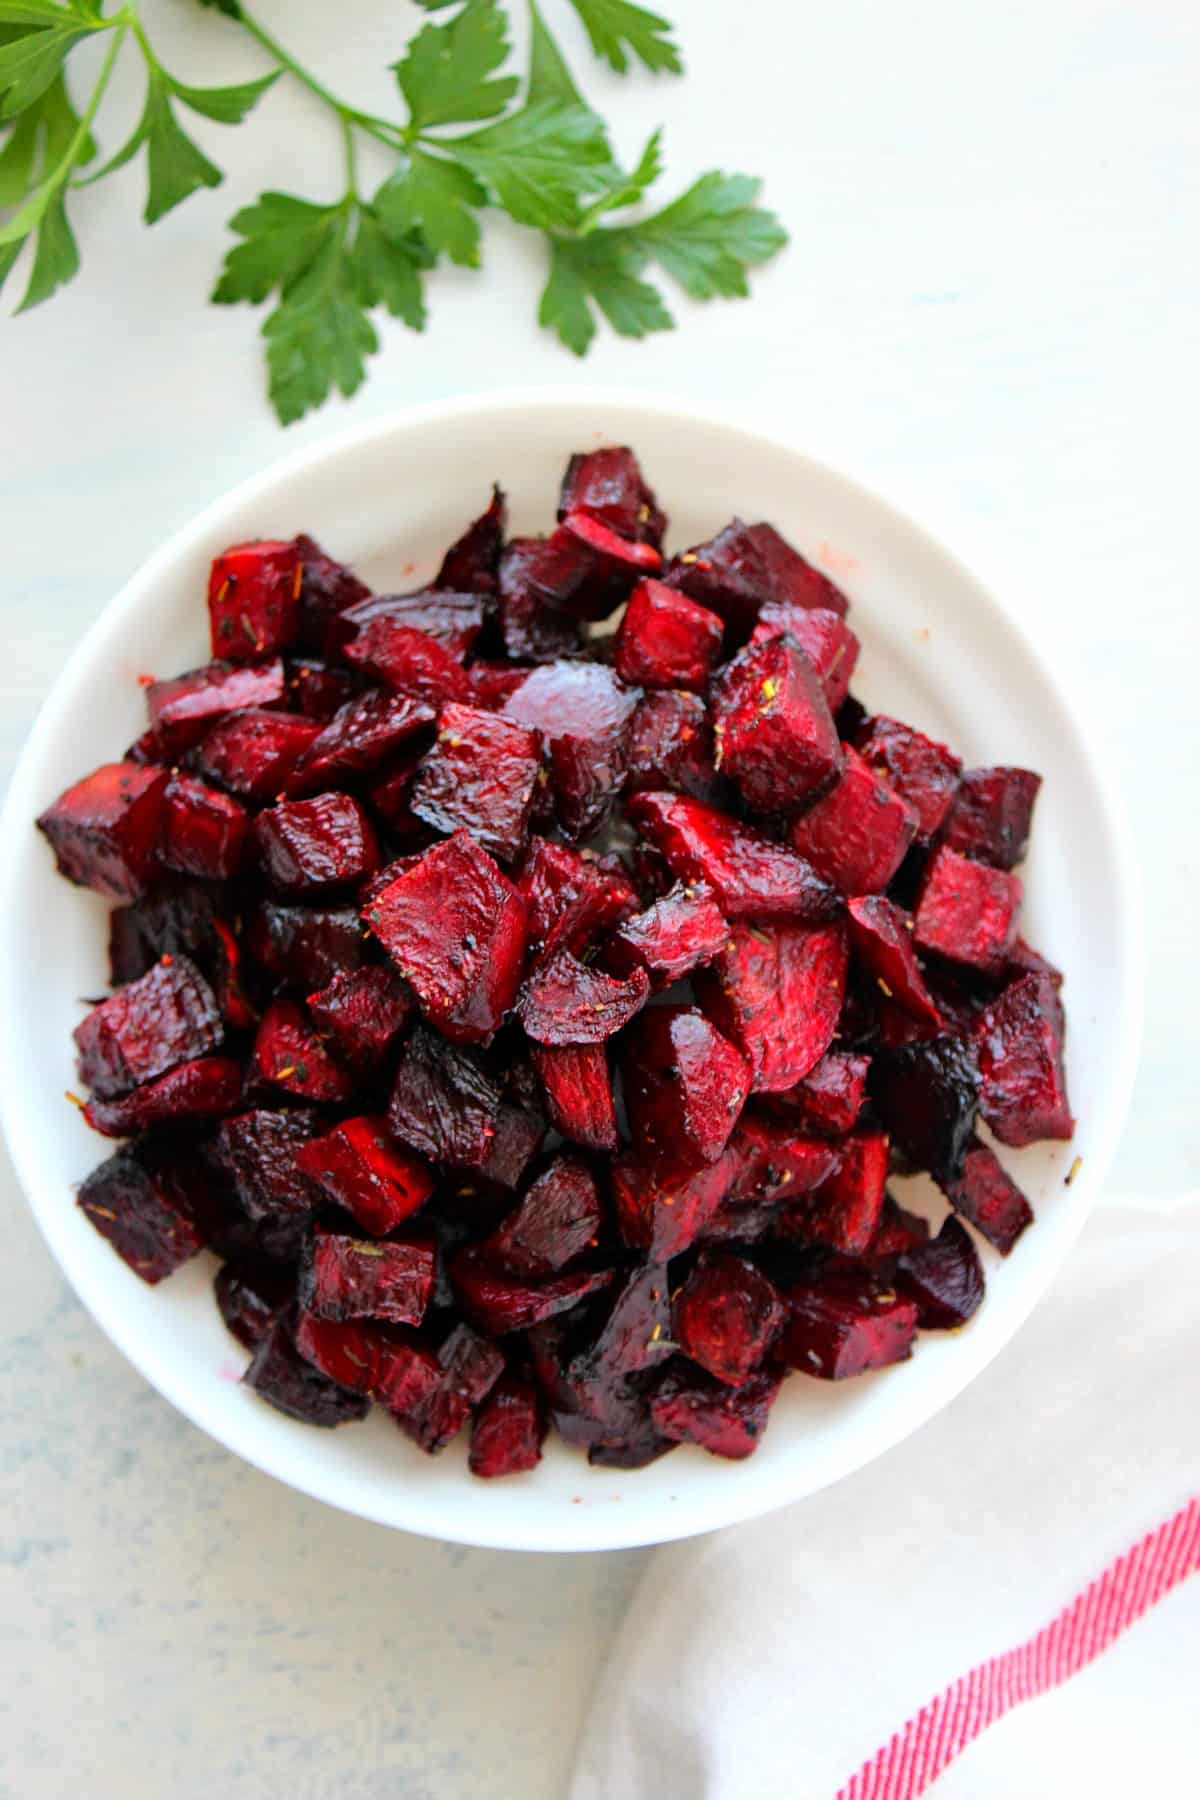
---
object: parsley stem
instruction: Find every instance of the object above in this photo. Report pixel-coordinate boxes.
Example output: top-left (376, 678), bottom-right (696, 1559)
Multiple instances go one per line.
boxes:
top-left (67, 21), bottom-right (128, 171)
top-left (233, 7), bottom-right (408, 152)
top-left (341, 114), bottom-right (359, 203)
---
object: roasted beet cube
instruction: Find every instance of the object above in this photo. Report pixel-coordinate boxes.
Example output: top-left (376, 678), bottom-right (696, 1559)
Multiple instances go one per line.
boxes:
top-left (805, 1130), bottom-right (889, 1253)
top-left (788, 746), bottom-right (918, 895)
top-left (147, 656), bottom-right (286, 753)
top-left (437, 484), bottom-right (506, 595)
top-left (621, 1005), bottom-right (752, 1175)
top-left (215, 1257), bottom-right (294, 1349)
top-left (975, 972), bottom-right (1074, 1147)
top-left (396, 1323), bottom-right (506, 1453)
top-left (496, 538), bottom-right (585, 660)
top-left (529, 1043), bottom-right (618, 1151)
top-left (711, 635), bottom-right (841, 811)
top-left (467, 660), bottom-right (529, 712)
top-left (77, 1139), bottom-right (210, 1283)
top-left (305, 966), bottom-right (411, 1070)
top-left (503, 661), bottom-right (640, 838)
top-left (245, 1310), bottom-right (371, 1426)
top-left (870, 1034), bottom-right (981, 1184)
top-left (293, 533), bottom-right (372, 655)
top-left (941, 766), bottom-right (1041, 870)
top-left (913, 845), bottom-right (1021, 974)
top-left (251, 998), bottom-right (354, 1103)
top-left (518, 838), bottom-right (638, 965)
top-left (450, 1248), bottom-right (614, 1335)
top-left (613, 579), bottom-right (724, 692)
top-left (478, 1087), bottom-right (547, 1192)
top-left (296, 1115), bottom-right (434, 1233)
top-left (284, 656), bottom-right (367, 721)
top-left (208, 539), bottom-right (300, 660)
top-left (778, 1269), bottom-right (919, 1378)
top-left (560, 508), bottom-right (663, 577)
top-left (293, 1312), bottom-right (441, 1412)
top-left (159, 773), bottom-right (249, 881)
top-left (479, 1155), bottom-right (602, 1277)
top-left (940, 1135), bottom-right (1033, 1254)
top-left (558, 446), bottom-right (666, 545)
top-left (611, 1148), bottom-right (737, 1259)
top-left (410, 703), bottom-right (541, 863)
top-left (244, 899), bottom-right (365, 989)
top-left (650, 1362), bottom-right (782, 1458)
top-left (764, 1050), bottom-right (870, 1136)
top-left (253, 792), bottom-right (380, 897)
top-left (108, 882), bottom-right (215, 984)
top-left (74, 955), bottom-right (223, 1099)
top-left (212, 1107), bottom-right (324, 1222)
top-left (751, 605), bottom-right (859, 712)
top-left (856, 715), bottom-right (962, 840)
top-left (299, 1224), bottom-right (435, 1326)
top-left (566, 1262), bottom-right (674, 1389)
top-left (341, 588), bottom-right (486, 657)
top-left (896, 1215), bottom-right (984, 1328)
top-left (869, 1194), bottom-right (932, 1258)
top-left (83, 1055), bottom-right (243, 1137)
top-left (624, 691), bottom-right (726, 804)
top-left (193, 709), bottom-right (322, 802)
top-left (674, 1252), bottom-right (785, 1385)
top-left (286, 689), bottom-right (435, 795)
top-left (628, 791), bottom-right (839, 923)
top-left (388, 1027), bottom-right (506, 1169)
top-left (366, 833), bottom-right (527, 1044)
top-left (603, 881), bottom-right (728, 989)
top-left (469, 1374), bottom-right (546, 1477)
top-left (517, 949), bottom-right (648, 1046)
top-left (726, 1113), bottom-right (840, 1203)
top-left (343, 619), bottom-right (466, 707)
top-left (38, 761), bottom-right (168, 900)
top-left (1006, 936), bottom-right (1064, 988)
top-left (847, 895), bottom-right (942, 1027)
top-left (365, 752), bottom-right (427, 835)
top-left (697, 919), bottom-right (848, 1092)
top-left (668, 518), bottom-right (849, 636)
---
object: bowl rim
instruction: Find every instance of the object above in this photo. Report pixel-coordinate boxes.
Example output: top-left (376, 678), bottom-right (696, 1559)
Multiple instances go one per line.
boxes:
top-left (0, 385), bottom-right (1144, 1552)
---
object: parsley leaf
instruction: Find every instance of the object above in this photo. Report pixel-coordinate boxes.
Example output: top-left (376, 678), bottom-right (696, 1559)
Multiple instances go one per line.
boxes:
top-left (446, 99), bottom-right (612, 231)
top-left (395, 0), bottom-right (518, 131)
top-left (14, 179), bottom-right (76, 309)
top-left (625, 171), bottom-right (787, 298)
top-left (212, 191), bottom-right (340, 306)
top-left (165, 68), bottom-right (279, 126)
top-left (576, 125), bottom-right (661, 224)
top-left (263, 229), bottom-right (377, 425)
top-left (527, 0), bottom-right (585, 108)
top-left (376, 149), bottom-right (486, 268)
top-left (539, 231), bottom-right (671, 355)
top-left (0, 9), bottom-right (89, 120)
top-left (350, 208), bottom-right (428, 330)
top-left (566, 0), bottom-right (681, 76)
top-left (82, 68), bottom-right (223, 223)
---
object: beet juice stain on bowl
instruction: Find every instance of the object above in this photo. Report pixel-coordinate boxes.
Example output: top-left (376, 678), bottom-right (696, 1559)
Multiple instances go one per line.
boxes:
top-left (34, 440), bottom-right (1077, 1483)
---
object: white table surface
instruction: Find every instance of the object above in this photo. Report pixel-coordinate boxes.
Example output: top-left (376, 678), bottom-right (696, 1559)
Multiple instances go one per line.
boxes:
top-left (1, 2), bottom-right (1196, 1794)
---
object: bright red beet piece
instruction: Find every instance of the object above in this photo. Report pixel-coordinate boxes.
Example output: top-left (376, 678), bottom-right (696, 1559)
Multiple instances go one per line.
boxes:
top-left (896, 1215), bottom-right (985, 1328)
top-left (726, 1113), bottom-right (840, 1202)
top-left (517, 949), bottom-right (649, 1046)
top-left (479, 1155), bottom-right (602, 1277)
top-left (254, 792), bottom-right (380, 897)
top-left (83, 1055), bottom-right (243, 1137)
top-left (870, 1035), bottom-right (981, 1185)
top-left (410, 702), bottom-right (541, 863)
top-left (292, 533), bottom-right (371, 654)
top-left (503, 661), bottom-right (640, 838)
top-left (624, 690), bottom-right (727, 804)
top-left (604, 881), bottom-right (728, 989)
top-left (366, 832), bottom-right (527, 1044)
top-left (940, 1135), bottom-right (1033, 1254)
top-left (365, 752), bottom-right (426, 832)
top-left (975, 972), bottom-right (1074, 1147)
top-left (437, 484), bottom-right (506, 595)
top-left (614, 579), bottom-right (724, 691)
top-left (344, 619), bottom-right (467, 706)
top-left (621, 1005), bottom-right (752, 1176)
top-left (778, 1269), bottom-right (919, 1378)
top-left (856, 715), bottom-right (962, 840)
top-left (251, 998), bottom-right (354, 1103)
top-left (750, 605), bottom-right (860, 711)
top-left (941, 766), bottom-right (1041, 870)
top-left (558, 446), bottom-right (666, 545)
top-left (295, 1115), bottom-right (433, 1233)
top-left (628, 791), bottom-right (840, 923)
top-left (529, 1043), bottom-right (618, 1151)
top-left (74, 954), bottom-right (222, 1099)
top-left (846, 895), bottom-right (942, 1027)
top-left (244, 899), bottom-right (365, 989)
top-left (612, 1149), bottom-right (737, 1258)
top-left (299, 1224), bottom-right (435, 1325)
top-left (496, 538), bottom-right (586, 659)
top-left (212, 1107), bottom-right (324, 1221)
top-left (159, 773), bottom-right (248, 881)
top-left (340, 588), bottom-right (486, 657)
top-left (518, 838), bottom-right (638, 965)
top-left (246, 1310), bottom-right (371, 1426)
top-left (651, 1363), bottom-right (782, 1458)
top-left (215, 1258), bottom-right (293, 1350)
top-left (77, 1139), bottom-right (211, 1283)
top-left (286, 689), bottom-right (434, 795)
top-left (396, 1323), bottom-right (506, 1453)
top-left (764, 1050), bottom-right (870, 1136)
top-left (147, 656), bottom-right (286, 752)
top-left (469, 1374), bottom-right (546, 1477)
top-left (805, 1129), bottom-right (889, 1253)
top-left (697, 919), bottom-right (848, 1092)
top-left (667, 518), bottom-right (849, 638)
top-left (913, 844), bottom-right (1021, 974)
top-left (674, 1252), bottom-right (786, 1385)
top-left (869, 1194), bottom-right (932, 1258)
top-left (388, 1026), bottom-right (507, 1169)
top-left (305, 966), bottom-right (411, 1070)
top-left (712, 635), bottom-right (841, 811)
top-left (468, 660), bottom-right (529, 711)
top-left (450, 1248), bottom-right (614, 1335)
top-left (560, 508), bottom-right (663, 577)
top-left (208, 539), bottom-right (300, 660)
top-left (37, 761), bottom-right (168, 900)
top-left (789, 746), bottom-right (918, 895)
top-left (193, 708), bottom-right (322, 801)
top-left (294, 1312), bottom-right (441, 1412)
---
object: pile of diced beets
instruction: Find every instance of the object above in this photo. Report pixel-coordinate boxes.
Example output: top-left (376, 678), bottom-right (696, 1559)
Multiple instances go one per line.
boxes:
top-left (37, 446), bottom-right (1073, 1477)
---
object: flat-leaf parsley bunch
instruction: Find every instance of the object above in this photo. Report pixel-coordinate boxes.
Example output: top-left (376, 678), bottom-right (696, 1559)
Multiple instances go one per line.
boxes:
top-left (0, 0), bottom-right (787, 423)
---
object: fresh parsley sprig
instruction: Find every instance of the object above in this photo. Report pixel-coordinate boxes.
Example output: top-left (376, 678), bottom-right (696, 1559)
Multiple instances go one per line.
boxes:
top-left (0, 0), bottom-right (788, 425)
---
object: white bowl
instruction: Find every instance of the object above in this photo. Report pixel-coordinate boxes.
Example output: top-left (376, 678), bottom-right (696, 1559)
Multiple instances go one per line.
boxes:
top-left (0, 389), bottom-right (1142, 1553)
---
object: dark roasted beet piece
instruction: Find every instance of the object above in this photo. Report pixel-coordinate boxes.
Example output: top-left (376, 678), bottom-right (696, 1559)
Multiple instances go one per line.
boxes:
top-left (614, 579), bottom-right (723, 692)
top-left (343, 619), bottom-right (467, 707)
top-left (496, 538), bottom-right (585, 660)
top-left (450, 1248), bottom-right (614, 1334)
top-left (517, 949), bottom-right (649, 1046)
top-left (284, 656), bottom-right (367, 721)
top-left (896, 1215), bottom-right (985, 1328)
top-left (215, 1257), bottom-right (294, 1349)
top-left (244, 899), bottom-right (366, 989)
top-left (560, 508), bottom-right (663, 582)
top-left (778, 1268), bottom-right (919, 1378)
top-left (148, 657), bottom-right (286, 753)
top-left (469, 1374), bottom-right (546, 1477)
top-left (341, 588), bottom-right (486, 657)
top-left (628, 791), bottom-right (840, 923)
top-left (388, 1026), bottom-right (505, 1169)
top-left (77, 1138), bottom-right (211, 1283)
top-left (667, 518), bottom-right (848, 639)
top-left (940, 766), bottom-right (1041, 870)
top-left (611, 1148), bottom-right (737, 1258)
top-left (518, 838), bottom-right (638, 965)
top-left (253, 792), bottom-right (380, 898)
top-left (650, 1362), bottom-right (782, 1458)
top-left (870, 1034), bottom-right (981, 1185)
top-left (847, 895), bottom-right (942, 1027)
top-left (366, 832), bottom-right (527, 1045)
top-left (467, 660), bottom-right (529, 711)
top-left (804, 1130), bottom-right (889, 1253)
top-left (410, 702), bottom-right (541, 863)
top-left (208, 539), bottom-right (300, 660)
top-left (437, 484), bottom-right (506, 595)
top-left (74, 955), bottom-right (223, 1099)
top-left (396, 1323), bottom-right (506, 1453)
top-left (529, 1043), bottom-right (618, 1151)
top-left (567, 1262), bottom-right (673, 1386)
top-left (764, 1050), bottom-right (870, 1137)
top-left (503, 661), bottom-right (640, 837)
top-left (299, 1224), bottom-right (435, 1325)
top-left (251, 998), bottom-right (354, 1103)
top-left (856, 715), bottom-right (962, 840)
top-left (245, 1309), bottom-right (371, 1426)
top-left (975, 972), bottom-right (1073, 1147)
top-left (725, 1113), bottom-right (840, 1203)
top-left (711, 635), bottom-right (842, 811)
top-left (697, 919), bottom-right (848, 1092)
top-left (622, 1005), bottom-right (752, 1176)
top-left (159, 773), bottom-right (248, 881)
top-left (365, 752), bottom-right (427, 835)
top-left (193, 709), bottom-right (322, 801)
top-left (913, 845), bottom-right (1021, 975)
top-left (296, 1115), bottom-right (434, 1233)
top-left (292, 534), bottom-right (372, 655)
top-left (479, 1155), bottom-right (602, 1277)
top-left (286, 689), bottom-right (435, 795)
top-left (558, 446), bottom-right (666, 545)
top-left (38, 762), bottom-right (168, 900)
top-left (623, 690), bottom-right (727, 804)
top-left (305, 966), bottom-right (411, 1070)
top-left (603, 881), bottom-right (728, 989)
top-left (750, 605), bottom-right (859, 712)
top-left (788, 746), bottom-right (918, 896)
top-left (939, 1135), bottom-right (1033, 1254)
top-left (1006, 936), bottom-right (1064, 988)
top-left (293, 1312), bottom-right (441, 1412)
top-left (83, 1055), bottom-right (243, 1137)
top-left (674, 1251), bottom-right (785, 1385)
top-left (212, 1107), bottom-right (323, 1222)
top-left (869, 1194), bottom-right (932, 1258)
top-left (478, 1099), bottom-right (546, 1192)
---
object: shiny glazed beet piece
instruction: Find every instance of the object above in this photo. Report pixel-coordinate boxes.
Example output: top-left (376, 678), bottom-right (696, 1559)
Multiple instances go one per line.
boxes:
top-left (293, 1312), bottom-right (441, 1412)
top-left (388, 1027), bottom-right (507, 1169)
top-left (83, 1055), bottom-right (243, 1137)
top-left (697, 919), bottom-right (848, 1092)
top-left (366, 833), bottom-right (527, 1044)
top-left (566, 1262), bottom-right (673, 1387)
top-left (396, 1323), bottom-right (506, 1454)
top-left (666, 518), bottom-right (847, 642)
top-left (751, 605), bottom-right (859, 712)
top-left (614, 579), bottom-right (724, 692)
top-left (285, 657), bottom-right (366, 720)
top-left (215, 1257), bottom-right (294, 1349)
top-left (621, 1005), bottom-right (752, 1175)
top-left (251, 998), bottom-right (354, 1103)
top-left (299, 1224), bottom-right (435, 1325)
top-left (343, 619), bottom-right (466, 706)
top-left (764, 1050), bottom-right (870, 1137)
top-left (516, 949), bottom-right (649, 1046)
top-left (518, 838), bottom-right (638, 964)
top-left (450, 1248), bottom-right (614, 1335)
top-left (340, 588), bottom-right (486, 656)
top-left (192, 709), bottom-right (322, 801)
top-left (560, 508), bottom-right (663, 578)
top-left (940, 1135), bottom-right (1033, 1254)
top-left (804, 1130), bottom-right (889, 1254)
top-left (159, 773), bottom-right (249, 881)
top-left (147, 656), bottom-right (286, 753)
top-left (529, 1043), bottom-right (618, 1151)
top-left (479, 1155), bottom-right (602, 1277)
top-left (305, 966), bottom-right (411, 1070)
top-left (628, 791), bottom-right (840, 923)
top-left (558, 445), bottom-right (666, 545)
top-left (846, 895), bottom-right (942, 1027)
top-left (789, 746), bottom-right (918, 895)
top-left (896, 1215), bottom-right (985, 1328)
top-left (245, 1309), bottom-right (372, 1426)
top-left (624, 691), bottom-right (726, 804)
top-left (726, 1113), bottom-right (840, 1203)
top-left (245, 899), bottom-right (365, 989)
top-left (975, 972), bottom-right (1073, 1147)
top-left (286, 689), bottom-right (434, 794)
top-left (778, 1269), bottom-right (919, 1378)
top-left (296, 1115), bottom-right (433, 1233)
top-left (913, 845), bottom-right (1021, 975)
top-left (254, 792), bottom-right (380, 897)
top-left (870, 1035), bottom-right (981, 1185)
top-left (711, 635), bottom-right (842, 812)
top-left (603, 881), bottom-right (728, 989)
top-left (496, 538), bottom-right (585, 659)
top-left (856, 715), bottom-right (962, 840)
top-left (292, 533), bottom-right (371, 655)
top-left (38, 761), bottom-right (168, 900)
top-left (674, 1251), bottom-right (786, 1385)
top-left (940, 766), bottom-right (1041, 870)
top-left (365, 753), bottom-right (426, 833)
top-left (410, 703), bottom-right (541, 863)
top-left (212, 1107), bottom-right (324, 1221)
top-left (650, 1362), bottom-right (782, 1459)
top-left (469, 1374), bottom-right (546, 1477)
top-left (503, 661), bottom-right (640, 837)
top-left (74, 954), bottom-right (223, 1099)
top-left (611, 1149), bottom-right (738, 1259)
top-left (468, 660), bottom-right (529, 711)
top-left (437, 483), bottom-right (506, 595)
top-left (208, 539), bottom-right (300, 660)
top-left (77, 1139), bottom-right (210, 1283)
